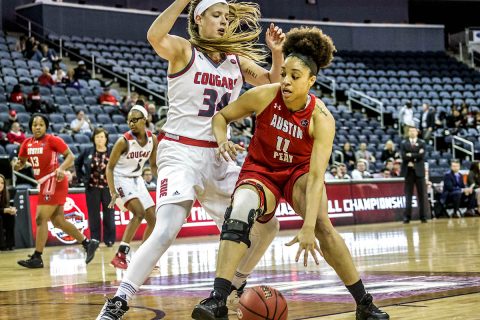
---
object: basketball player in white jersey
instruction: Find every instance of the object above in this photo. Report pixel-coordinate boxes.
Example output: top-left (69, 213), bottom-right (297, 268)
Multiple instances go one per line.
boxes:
top-left (97, 0), bottom-right (285, 318)
top-left (106, 105), bottom-right (158, 270)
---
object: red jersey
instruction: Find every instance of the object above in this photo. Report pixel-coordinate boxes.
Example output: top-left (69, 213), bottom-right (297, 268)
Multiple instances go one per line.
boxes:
top-left (19, 134), bottom-right (69, 180)
top-left (243, 89), bottom-right (316, 172)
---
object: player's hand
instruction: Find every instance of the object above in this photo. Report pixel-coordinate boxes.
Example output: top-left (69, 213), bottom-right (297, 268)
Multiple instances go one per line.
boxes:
top-left (216, 141), bottom-right (245, 162)
top-left (55, 168), bottom-right (65, 181)
top-left (266, 23), bottom-right (285, 52)
top-left (108, 192), bottom-right (119, 208)
top-left (285, 226), bottom-right (322, 267)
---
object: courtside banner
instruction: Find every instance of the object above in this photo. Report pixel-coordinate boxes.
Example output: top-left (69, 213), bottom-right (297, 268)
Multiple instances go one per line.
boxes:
top-left (28, 179), bottom-right (417, 245)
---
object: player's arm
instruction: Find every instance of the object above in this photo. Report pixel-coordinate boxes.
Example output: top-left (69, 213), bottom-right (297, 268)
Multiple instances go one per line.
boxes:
top-left (287, 100), bottom-right (335, 267)
top-left (212, 84), bottom-right (278, 160)
top-left (149, 135), bottom-right (158, 179)
top-left (146, 0), bottom-right (192, 62)
top-left (238, 24), bottom-right (285, 86)
top-left (106, 137), bottom-right (128, 207)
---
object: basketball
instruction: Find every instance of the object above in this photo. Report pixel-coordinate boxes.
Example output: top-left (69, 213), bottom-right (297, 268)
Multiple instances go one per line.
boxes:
top-left (237, 285), bottom-right (288, 320)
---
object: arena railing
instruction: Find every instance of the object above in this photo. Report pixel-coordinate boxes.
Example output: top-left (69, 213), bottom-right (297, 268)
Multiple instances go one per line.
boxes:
top-left (316, 75), bottom-right (337, 104)
top-left (346, 89), bottom-right (384, 127)
top-left (452, 135), bottom-right (475, 161)
top-left (14, 13), bottom-right (168, 106)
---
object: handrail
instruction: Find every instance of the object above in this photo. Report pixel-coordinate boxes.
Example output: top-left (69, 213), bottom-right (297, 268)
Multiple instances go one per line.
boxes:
top-left (316, 75), bottom-right (337, 104)
top-left (13, 170), bottom-right (39, 187)
top-left (14, 12), bottom-right (168, 105)
top-left (347, 89), bottom-right (384, 127)
top-left (452, 135), bottom-right (475, 161)
top-left (331, 150), bottom-right (344, 166)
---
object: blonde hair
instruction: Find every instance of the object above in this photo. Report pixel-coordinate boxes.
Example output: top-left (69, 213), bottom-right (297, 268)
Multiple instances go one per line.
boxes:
top-left (188, 0), bottom-right (266, 62)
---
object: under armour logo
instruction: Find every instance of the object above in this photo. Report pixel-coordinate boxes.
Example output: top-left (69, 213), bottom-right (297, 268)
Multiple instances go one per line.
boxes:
top-left (301, 119), bottom-right (309, 126)
top-left (273, 103), bottom-right (281, 110)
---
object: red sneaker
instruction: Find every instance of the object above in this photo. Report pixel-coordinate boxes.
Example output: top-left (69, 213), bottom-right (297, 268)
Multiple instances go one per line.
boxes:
top-left (110, 252), bottom-right (128, 270)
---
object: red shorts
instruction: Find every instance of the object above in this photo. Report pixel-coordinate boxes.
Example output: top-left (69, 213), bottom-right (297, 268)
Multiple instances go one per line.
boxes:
top-left (37, 176), bottom-right (68, 206)
top-left (236, 162), bottom-right (310, 219)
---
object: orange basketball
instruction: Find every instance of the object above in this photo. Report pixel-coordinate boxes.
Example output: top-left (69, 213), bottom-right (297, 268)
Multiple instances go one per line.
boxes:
top-left (237, 285), bottom-right (288, 320)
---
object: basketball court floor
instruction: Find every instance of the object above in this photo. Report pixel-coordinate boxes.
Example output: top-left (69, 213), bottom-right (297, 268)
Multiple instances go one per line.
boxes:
top-left (0, 218), bottom-right (479, 319)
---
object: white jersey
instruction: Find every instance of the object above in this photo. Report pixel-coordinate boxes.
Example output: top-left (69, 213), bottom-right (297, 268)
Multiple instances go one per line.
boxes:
top-left (163, 45), bottom-right (244, 141)
top-left (114, 130), bottom-right (154, 178)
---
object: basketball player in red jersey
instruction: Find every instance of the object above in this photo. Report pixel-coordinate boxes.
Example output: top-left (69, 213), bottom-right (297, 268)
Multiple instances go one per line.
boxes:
top-left (14, 114), bottom-right (99, 269)
top-left (192, 27), bottom-right (389, 320)
top-left (97, 0), bottom-right (286, 319)
top-left (107, 104), bottom-right (158, 270)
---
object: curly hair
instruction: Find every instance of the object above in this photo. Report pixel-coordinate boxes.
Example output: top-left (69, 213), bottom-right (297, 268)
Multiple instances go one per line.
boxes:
top-left (282, 27), bottom-right (336, 74)
top-left (188, 0), bottom-right (267, 62)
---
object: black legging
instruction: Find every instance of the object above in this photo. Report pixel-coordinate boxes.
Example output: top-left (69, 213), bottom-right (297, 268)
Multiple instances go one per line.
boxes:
top-left (85, 186), bottom-right (116, 244)
top-left (0, 212), bottom-right (15, 249)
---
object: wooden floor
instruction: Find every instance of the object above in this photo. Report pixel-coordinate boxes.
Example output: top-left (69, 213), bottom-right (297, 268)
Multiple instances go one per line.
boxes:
top-left (1, 218), bottom-right (479, 319)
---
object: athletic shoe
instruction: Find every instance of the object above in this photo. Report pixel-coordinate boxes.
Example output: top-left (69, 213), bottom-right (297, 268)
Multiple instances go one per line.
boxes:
top-left (356, 293), bottom-right (389, 320)
top-left (96, 296), bottom-right (129, 320)
top-left (17, 254), bottom-right (44, 269)
top-left (191, 290), bottom-right (228, 320)
top-left (110, 252), bottom-right (128, 270)
top-left (85, 239), bottom-right (100, 264)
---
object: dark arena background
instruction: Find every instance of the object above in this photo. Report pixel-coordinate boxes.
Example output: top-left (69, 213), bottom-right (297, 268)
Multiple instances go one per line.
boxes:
top-left (0, 0), bottom-right (479, 319)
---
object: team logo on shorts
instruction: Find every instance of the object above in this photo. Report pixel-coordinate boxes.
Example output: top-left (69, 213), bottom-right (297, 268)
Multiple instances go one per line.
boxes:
top-left (44, 195), bottom-right (51, 201)
top-left (301, 119), bottom-right (309, 127)
top-left (48, 197), bottom-right (87, 244)
top-left (159, 179), bottom-right (168, 198)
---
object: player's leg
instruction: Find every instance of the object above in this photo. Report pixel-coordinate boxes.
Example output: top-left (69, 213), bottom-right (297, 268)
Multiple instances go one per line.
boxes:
top-left (49, 205), bottom-right (100, 264)
top-left (290, 174), bottom-right (389, 320)
top-left (192, 180), bottom-right (277, 320)
top-left (17, 204), bottom-right (56, 268)
top-left (142, 206), bottom-right (156, 241)
top-left (111, 198), bottom-right (146, 269)
top-left (97, 200), bottom-right (192, 320)
top-left (137, 179), bottom-right (156, 242)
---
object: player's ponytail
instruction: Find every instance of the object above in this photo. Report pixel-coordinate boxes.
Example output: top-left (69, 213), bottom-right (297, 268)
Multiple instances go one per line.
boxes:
top-left (188, 0), bottom-right (267, 62)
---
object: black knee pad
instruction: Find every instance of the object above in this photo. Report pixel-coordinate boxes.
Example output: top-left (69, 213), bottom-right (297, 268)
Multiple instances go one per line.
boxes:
top-left (220, 208), bottom-right (257, 247)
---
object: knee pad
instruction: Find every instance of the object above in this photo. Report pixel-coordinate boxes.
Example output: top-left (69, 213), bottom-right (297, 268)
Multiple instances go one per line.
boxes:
top-left (221, 208), bottom-right (257, 247)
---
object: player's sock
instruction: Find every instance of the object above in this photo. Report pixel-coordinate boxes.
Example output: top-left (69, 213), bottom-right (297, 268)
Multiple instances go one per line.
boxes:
top-left (114, 279), bottom-right (139, 302)
top-left (81, 238), bottom-right (90, 249)
top-left (214, 278), bottom-right (232, 301)
top-left (346, 279), bottom-right (367, 305)
top-left (33, 250), bottom-right (42, 258)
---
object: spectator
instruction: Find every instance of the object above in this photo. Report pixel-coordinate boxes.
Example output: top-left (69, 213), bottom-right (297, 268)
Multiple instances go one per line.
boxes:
top-left (380, 168), bottom-right (391, 179)
top-left (75, 127), bottom-right (115, 247)
top-left (381, 140), bottom-right (399, 162)
top-left (142, 167), bottom-right (157, 188)
top-left (24, 36), bottom-right (40, 60)
top-left (355, 142), bottom-right (375, 164)
top-left (39, 44), bottom-right (60, 63)
top-left (26, 86), bottom-right (43, 113)
top-left (99, 87), bottom-right (119, 106)
top-left (351, 160), bottom-right (372, 179)
top-left (420, 103), bottom-right (435, 142)
top-left (62, 68), bottom-right (82, 89)
top-left (467, 161), bottom-right (480, 215)
top-left (38, 66), bottom-right (56, 87)
top-left (0, 174), bottom-right (16, 251)
top-left (341, 142), bottom-right (356, 171)
top-left (398, 101), bottom-right (415, 137)
top-left (70, 110), bottom-right (93, 134)
top-left (0, 131), bottom-right (8, 146)
top-left (15, 35), bottom-right (27, 53)
top-left (335, 163), bottom-right (351, 179)
top-left (73, 61), bottom-right (91, 81)
top-left (2, 110), bottom-right (18, 133)
top-left (235, 141), bottom-right (247, 166)
top-left (120, 92), bottom-right (139, 116)
top-left (392, 159), bottom-right (402, 177)
top-left (9, 84), bottom-right (25, 104)
top-left (446, 107), bottom-right (463, 130)
top-left (7, 122), bottom-right (26, 145)
top-left (441, 159), bottom-right (475, 218)
top-left (325, 165), bottom-right (336, 180)
top-left (146, 102), bottom-right (159, 124)
top-left (400, 126), bottom-right (427, 223)
top-left (52, 65), bottom-right (67, 84)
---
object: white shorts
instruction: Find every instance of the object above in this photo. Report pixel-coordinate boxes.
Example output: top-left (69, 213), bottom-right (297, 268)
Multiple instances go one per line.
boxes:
top-left (156, 139), bottom-right (240, 227)
top-left (114, 175), bottom-right (155, 212)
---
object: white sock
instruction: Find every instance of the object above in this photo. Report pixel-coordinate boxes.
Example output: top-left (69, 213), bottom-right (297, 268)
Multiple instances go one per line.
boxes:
top-left (114, 201), bottom-right (191, 302)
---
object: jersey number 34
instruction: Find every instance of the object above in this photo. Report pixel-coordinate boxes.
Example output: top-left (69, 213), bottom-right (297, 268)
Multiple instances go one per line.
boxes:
top-left (198, 89), bottom-right (231, 117)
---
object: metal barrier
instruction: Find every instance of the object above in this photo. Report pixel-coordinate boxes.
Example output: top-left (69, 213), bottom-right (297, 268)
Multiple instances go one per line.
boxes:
top-left (331, 149), bottom-right (344, 166)
top-left (15, 13), bottom-right (168, 106)
top-left (452, 135), bottom-right (475, 161)
top-left (346, 89), bottom-right (384, 127)
top-left (316, 75), bottom-right (337, 104)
